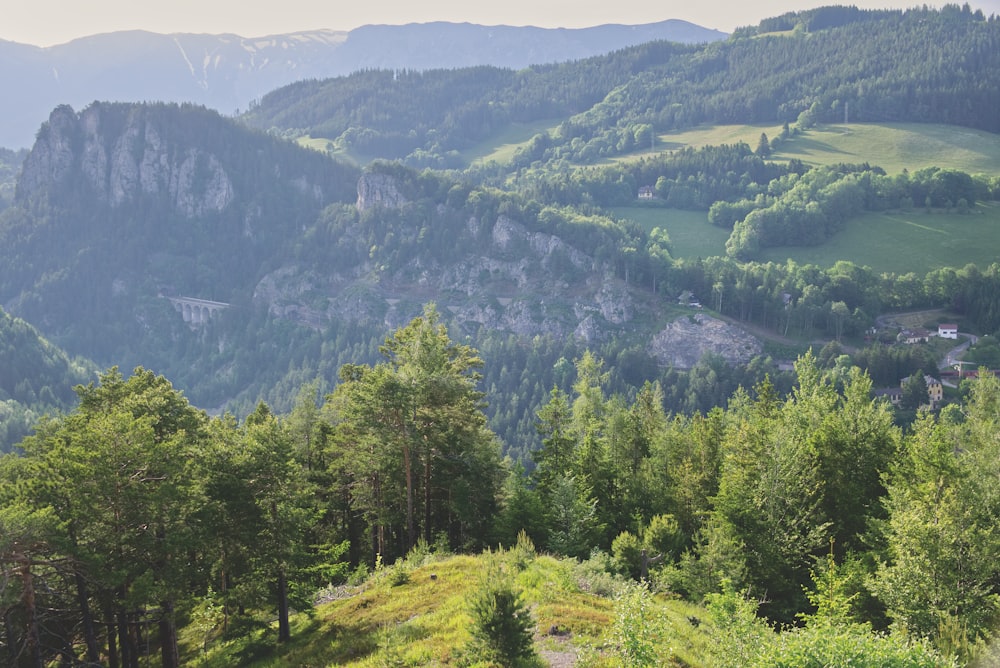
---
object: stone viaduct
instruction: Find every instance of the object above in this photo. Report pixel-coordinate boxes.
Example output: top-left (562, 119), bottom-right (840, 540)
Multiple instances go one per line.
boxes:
top-left (166, 296), bottom-right (230, 325)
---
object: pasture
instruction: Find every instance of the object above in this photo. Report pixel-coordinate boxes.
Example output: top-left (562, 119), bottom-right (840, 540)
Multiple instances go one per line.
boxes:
top-left (615, 202), bottom-right (1000, 274)
top-left (463, 119), bottom-right (561, 165)
top-left (773, 123), bottom-right (1000, 174)
top-left (610, 122), bottom-right (1000, 175)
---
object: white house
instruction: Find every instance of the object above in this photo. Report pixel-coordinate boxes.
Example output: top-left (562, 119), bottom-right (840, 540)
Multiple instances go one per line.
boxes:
top-left (938, 324), bottom-right (958, 339)
top-left (899, 328), bottom-right (931, 345)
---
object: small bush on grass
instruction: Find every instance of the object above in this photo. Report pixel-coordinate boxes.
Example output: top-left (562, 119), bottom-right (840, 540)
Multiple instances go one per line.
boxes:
top-left (464, 557), bottom-right (536, 666)
top-left (612, 581), bottom-right (673, 667)
top-left (574, 549), bottom-right (627, 597)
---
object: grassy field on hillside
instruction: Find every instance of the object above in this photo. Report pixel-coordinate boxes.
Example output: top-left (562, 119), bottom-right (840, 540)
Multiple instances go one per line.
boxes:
top-left (615, 202), bottom-right (1000, 274)
top-left (773, 123), bottom-right (1000, 174)
top-left (189, 549), bottom-right (712, 667)
top-left (296, 136), bottom-right (384, 167)
top-left (758, 202), bottom-right (1000, 272)
top-left (299, 121), bottom-right (1000, 176)
top-left (464, 119), bottom-right (561, 165)
top-left (612, 207), bottom-right (731, 259)
top-left (609, 122), bottom-right (1000, 175)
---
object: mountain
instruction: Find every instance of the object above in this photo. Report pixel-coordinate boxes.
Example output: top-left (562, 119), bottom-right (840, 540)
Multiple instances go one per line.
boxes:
top-left (2, 6), bottom-right (998, 449)
top-left (1, 102), bottom-right (360, 397)
top-left (0, 102), bottom-right (761, 436)
top-left (0, 20), bottom-right (726, 149)
top-left (244, 6), bottom-right (1000, 167)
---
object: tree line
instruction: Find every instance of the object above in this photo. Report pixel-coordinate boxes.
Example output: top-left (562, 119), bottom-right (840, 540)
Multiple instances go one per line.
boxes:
top-left (4, 305), bottom-right (1000, 665)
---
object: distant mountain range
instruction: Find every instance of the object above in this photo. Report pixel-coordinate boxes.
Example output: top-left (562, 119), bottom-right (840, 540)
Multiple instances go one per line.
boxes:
top-left (0, 20), bottom-right (726, 149)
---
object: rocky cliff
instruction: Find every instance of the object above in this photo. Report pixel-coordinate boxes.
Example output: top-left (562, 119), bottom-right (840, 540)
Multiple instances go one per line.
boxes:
top-left (254, 170), bottom-right (762, 367)
top-left (20, 104), bottom-right (234, 217)
top-left (14, 102), bottom-right (356, 240)
top-left (1, 101), bottom-right (359, 355)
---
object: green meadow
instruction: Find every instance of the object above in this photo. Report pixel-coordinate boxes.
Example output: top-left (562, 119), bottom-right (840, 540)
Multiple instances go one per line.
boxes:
top-left (613, 122), bottom-right (1000, 273)
top-left (758, 203), bottom-right (1000, 273)
top-left (190, 550), bottom-right (714, 667)
top-left (463, 119), bottom-right (561, 165)
top-left (615, 203), bottom-right (1000, 274)
top-left (611, 122), bottom-right (1000, 175)
top-left (301, 121), bottom-right (1000, 177)
top-left (612, 207), bottom-right (730, 259)
top-left (773, 122), bottom-right (1000, 174)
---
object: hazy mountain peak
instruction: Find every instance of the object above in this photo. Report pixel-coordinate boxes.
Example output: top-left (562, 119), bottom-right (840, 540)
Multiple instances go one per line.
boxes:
top-left (0, 20), bottom-right (726, 148)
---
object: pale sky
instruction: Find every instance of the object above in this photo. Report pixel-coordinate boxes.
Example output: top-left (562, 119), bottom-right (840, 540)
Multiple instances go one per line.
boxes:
top-left (4, 0), bottom-right (1000, 46)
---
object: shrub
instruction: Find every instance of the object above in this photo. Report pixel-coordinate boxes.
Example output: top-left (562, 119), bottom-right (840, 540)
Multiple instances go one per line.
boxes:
top-left (612, 581), bottom-right (673, 667)
top-left (465, 560), bottom-right (535, 666)
top-left (611, 530), bottom-right (642, 579)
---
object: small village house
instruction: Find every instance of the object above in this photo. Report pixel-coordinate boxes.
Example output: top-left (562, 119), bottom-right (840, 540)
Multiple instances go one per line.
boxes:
top-left (938, 323), bottom-right (958, 339)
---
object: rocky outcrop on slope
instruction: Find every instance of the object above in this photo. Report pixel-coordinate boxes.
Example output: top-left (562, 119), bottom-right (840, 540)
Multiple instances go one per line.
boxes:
top-left (255, 170), bottom-right (642, 342)
top-left (18, 105), bottom-right (235, 217)
top-left (648, 312), bottom-right (763, 368)
top-left (253, 172), bottom-right (758, 367)
top-left (356, 172), bottom-right (409, 212)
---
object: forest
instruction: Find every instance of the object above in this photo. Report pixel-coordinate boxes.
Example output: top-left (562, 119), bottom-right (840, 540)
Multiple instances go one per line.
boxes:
top-left (2, 304), bottom-right (998, 666)
top-left (244, 6), bottom-right (1000, 168)
top-left (3, 7), bottom-right (1000, 663)
top-left (3, 140), bottom-right (1000, 456)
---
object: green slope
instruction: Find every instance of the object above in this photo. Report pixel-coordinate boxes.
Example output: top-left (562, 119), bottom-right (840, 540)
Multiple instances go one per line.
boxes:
top-left (612, 122), bottom-right (1000, 272)
top-left (757, 202), bottom-right (1000, 273)
top-left (0, 307), bottom-right (95, 452)
top-left (607, 122), bottom-right (1000, 175)
top-left (188, 551), bottom-right (712, 667)
top-left (774, 122), bottom-right (1000, 174)
top-left (616, 203), bottom-right (1000, 275)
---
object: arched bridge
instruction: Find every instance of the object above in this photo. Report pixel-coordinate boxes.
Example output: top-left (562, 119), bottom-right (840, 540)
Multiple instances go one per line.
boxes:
top-left (166, 296), bottom-right (230, 325)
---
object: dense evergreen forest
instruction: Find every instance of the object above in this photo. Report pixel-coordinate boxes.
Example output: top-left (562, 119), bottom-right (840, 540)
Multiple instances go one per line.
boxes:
top-left (0, 308), bottom-right (94, 450)
top-left (0, 148), bottom-right (26, 212)
top-left (3, 307), bottom-right (998, 665)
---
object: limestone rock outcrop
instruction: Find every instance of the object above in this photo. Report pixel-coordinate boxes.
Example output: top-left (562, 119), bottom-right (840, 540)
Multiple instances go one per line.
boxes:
top-left (648, 313), bottom-right (763, 369)
top-left (19, 104), bottom-right (234, 218)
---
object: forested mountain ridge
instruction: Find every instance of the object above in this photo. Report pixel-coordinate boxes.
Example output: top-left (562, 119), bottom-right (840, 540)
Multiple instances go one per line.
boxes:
top-left (244, 5), bottom-right (1000, 167)
top-left (0, 102), bottom-right (359, 385)
top-left (0, 306), bottom-right (94, 452)
top-left (0, 20), bottom-right (726, 149)
top-left (0, 102), bottom-right (763, 433)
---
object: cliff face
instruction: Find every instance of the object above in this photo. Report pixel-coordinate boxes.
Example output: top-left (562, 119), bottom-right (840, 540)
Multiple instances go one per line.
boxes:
top-left (1, 101), bottom-right (360, 364)
top-left (18, 105), bottom-right (234, 218)
top-left (253, 172), bottom-right (760, 366)
top-left (356, 172), bottom-right (409, 212)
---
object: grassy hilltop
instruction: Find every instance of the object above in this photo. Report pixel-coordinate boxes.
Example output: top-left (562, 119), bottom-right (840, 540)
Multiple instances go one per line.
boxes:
top-left (188, 548), bottom-right (711, 667)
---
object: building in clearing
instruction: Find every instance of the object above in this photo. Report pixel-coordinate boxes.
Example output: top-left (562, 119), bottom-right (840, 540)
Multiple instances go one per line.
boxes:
top-left (938, 323), bottom-right (958, 339)
top-left (899, 328), bottom-right (931, 344)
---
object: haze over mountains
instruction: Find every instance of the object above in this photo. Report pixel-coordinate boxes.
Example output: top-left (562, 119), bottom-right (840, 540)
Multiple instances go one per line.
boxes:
top-left (0, 20), bottom-right (726, 149)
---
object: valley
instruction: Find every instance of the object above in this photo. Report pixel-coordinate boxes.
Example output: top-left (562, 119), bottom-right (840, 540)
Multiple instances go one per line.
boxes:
top-left (1, 5), bottom-right (1000, 666)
